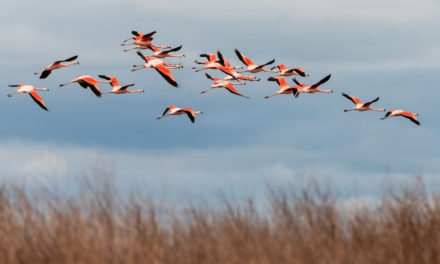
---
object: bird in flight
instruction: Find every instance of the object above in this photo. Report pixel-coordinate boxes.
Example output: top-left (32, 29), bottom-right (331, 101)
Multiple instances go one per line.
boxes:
top-left (192, 53), bottom-right (241, 72)
top-left (216, 51), bottom-right (260, 81)
top-left (381, 110), bottom-right (420, 125)
top-left (148, 44), bottom-right (185, 58)
top-left (7, 84), bottom-right (49, 111)
top-left (202, 73), bottom-right (249, 98)
top-left (132, 51), bottom-right (182, 87)
top-left (342, 93), bottom-right (385, 112)
top-left (265, 76), bottom-right (302, 99)
top-left (98, 75), bottom-right (143, 94)
top-left (122, 30), bottom-right (169, 52)
top-left (59, 75), bottom-right (107, 97)
top-left (34, 55), bottom-right (79, 79)
top-left (291, 74), bottom-right (332, 97)
top-left (271, 64), bottom-right (308, 77)
top-left (234, 49), bottom-right (275, 73)
top-left (157, 105), bottom-right (203, 123)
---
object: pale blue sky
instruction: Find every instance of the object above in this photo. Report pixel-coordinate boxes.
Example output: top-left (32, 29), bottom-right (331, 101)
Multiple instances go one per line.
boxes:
top-left (0, 0), bottom-right (439, 200)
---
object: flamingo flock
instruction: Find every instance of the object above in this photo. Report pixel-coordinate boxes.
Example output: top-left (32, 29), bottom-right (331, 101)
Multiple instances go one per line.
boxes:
top-left (7, 29), bottom-right (420, 125)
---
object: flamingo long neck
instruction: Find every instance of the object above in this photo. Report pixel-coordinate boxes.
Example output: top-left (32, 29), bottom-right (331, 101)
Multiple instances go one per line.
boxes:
top-left (63, 61), bottom-right (78, 67)
top-left (36, 88), bottom-right (49, 92)
top-left (265, 92), bottom-right (278, 98)
top-left (318, 89), bottom-right (332, 93)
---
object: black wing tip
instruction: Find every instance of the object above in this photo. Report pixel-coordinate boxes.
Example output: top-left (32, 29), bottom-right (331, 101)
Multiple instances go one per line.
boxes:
top-left (292, 78), bottom-right (301, 85)
top-left (29, 93), bottom-right (49, 111)
top-left (185, 111), bottom-right (195, 123)
top-left (40, 70), bottom-right (51, 79)
top-left (323, 74), bottom-right (331, 81)
top-left (403, 115), bottom-right (421, 126)
top-left (205, 73), bottom-right (212, 79)
top-left (65, 55), bottom-right (78, 61)
top-left (295, 69), bottom-right (306, 77)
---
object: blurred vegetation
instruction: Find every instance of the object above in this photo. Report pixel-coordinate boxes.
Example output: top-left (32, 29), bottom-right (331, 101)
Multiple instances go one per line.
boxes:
top-left (0, 171), bottom-right (438, 264)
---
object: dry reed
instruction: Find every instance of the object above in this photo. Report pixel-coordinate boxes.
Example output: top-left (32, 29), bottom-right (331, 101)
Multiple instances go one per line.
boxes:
top-left (0, 173), bottom-right (439, 264)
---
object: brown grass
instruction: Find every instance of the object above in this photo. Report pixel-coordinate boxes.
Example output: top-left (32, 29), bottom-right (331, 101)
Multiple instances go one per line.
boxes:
top-left (0, 173), bottom-right (439, 264)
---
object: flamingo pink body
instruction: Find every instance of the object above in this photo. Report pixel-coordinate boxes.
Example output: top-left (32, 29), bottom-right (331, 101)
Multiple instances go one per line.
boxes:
top-left (98, 75), bottom-right (143, 94)
top-left (34, 55), bottom-right (79, 79)
top-left (234, 49), bottom-right (275, 73)
top-left (217, 51), bottom-right (259, 81)
top-left (381, 109), bottom-right (420, 125)
top-left (59, 75), bottom-right (106, 97)
top-left (342, 93), bottom-right (385, 112)
top-left (148, 44), bottom-right (184, 58)
top-left (192, 53), bottom-right (224, 72)
top-left (292, 74), bottom-right (332, 97)
top-left (202, 73), bottom-right (249, 98)
top-left (272, 64), bottom-right (308, 77)
top-left (157, 105), bottom-right (203, 123)
top-left (132, 51), bottom-right (182, 87)
top-left (122, 30), bottom-right (169, 52)
top-left (7, 84), bottom-right (49, 111)
top-left (265, 76), bottom-right (302, 99)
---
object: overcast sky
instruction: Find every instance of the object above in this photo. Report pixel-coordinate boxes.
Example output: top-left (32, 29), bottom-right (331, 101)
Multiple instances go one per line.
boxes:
top-left (0, 0), bottom-right (439, 201)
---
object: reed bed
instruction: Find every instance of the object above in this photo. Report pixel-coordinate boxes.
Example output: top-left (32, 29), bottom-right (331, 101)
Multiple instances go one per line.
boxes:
top-left (0, 174), bottom-right (438, 264)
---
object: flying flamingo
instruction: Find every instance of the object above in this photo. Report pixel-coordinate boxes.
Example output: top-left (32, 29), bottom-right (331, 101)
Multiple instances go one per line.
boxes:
top-left (132, 51), bottom-right (182, 87)
top-left (202, 73), bottom-right (249, 98)
top-left (342, 93), bottom-right (385, 112)
top-left (148, 44), bottom-right (185, 58)
top-left (34, 55), bottom-right (79, 79)
top-left (193, 53), bottom-right (221, 72)
top-left (216, 51), bottom-right (260, 81)
top-left (156, 105), bottom-right (203, 123)
top-left (381, 110), bottom-right (420, 125)
top-left (98, 75), bottom-right (143, 94)
top-left (121, 30), bottom-right (169, 52)
top-left (264, 76), bottom-right (301, 99)
top-left (192, 53), bottom-right (241, 72)
top-left (271, 64), bottom-right (308, 77)
top-left (121, 30), bottom-right (154, 45)
top-left (234, 49), bottom-right (275, 73)
top-left (7, 84), bottom-right (49, 111)
top-left (59, 75), bottom-right (107, 97)
top-left (291, 74), bottom-right (332, 97)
